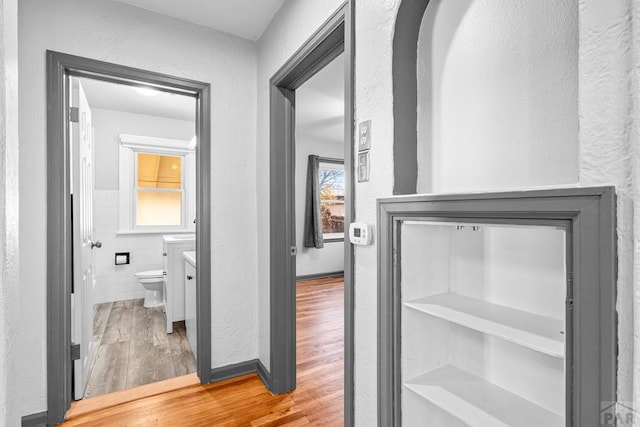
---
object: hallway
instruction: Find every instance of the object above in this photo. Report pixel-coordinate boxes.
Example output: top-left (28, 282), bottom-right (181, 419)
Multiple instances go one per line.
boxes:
top-left (60, 276), bottom-right (344, 425)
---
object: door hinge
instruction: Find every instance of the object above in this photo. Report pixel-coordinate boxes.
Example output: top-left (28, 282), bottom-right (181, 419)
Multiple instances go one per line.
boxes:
top-left (69, 107), bottom-right (79, 123)
top-left (71, 343), bottom-right (80, 361)
top-left (290, 246), bottom-right (297, 256)
top-left (566, 271), bottom-right (574, 310)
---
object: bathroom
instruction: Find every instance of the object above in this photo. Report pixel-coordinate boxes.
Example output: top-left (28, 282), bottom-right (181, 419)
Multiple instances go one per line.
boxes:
top-left (75, 76), bottom-right (199, 399)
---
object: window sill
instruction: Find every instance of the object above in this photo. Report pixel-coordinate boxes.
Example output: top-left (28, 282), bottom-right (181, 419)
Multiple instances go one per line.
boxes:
top-left (323, 237), bottom-right (344, 243)
top-left (116, 228), bottom-right (195, 236)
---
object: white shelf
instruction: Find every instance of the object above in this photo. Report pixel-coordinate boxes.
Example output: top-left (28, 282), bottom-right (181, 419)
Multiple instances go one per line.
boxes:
top-left (404, 293), bottom-right (564, 358)
top-left (405, 365), bottom-right (563, 427)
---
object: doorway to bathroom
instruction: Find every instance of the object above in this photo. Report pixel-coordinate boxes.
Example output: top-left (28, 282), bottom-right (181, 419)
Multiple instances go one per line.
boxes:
top-left (71, 76), bottom-right (198, 400)
top-left (46, 51), bottom-right (212, 424)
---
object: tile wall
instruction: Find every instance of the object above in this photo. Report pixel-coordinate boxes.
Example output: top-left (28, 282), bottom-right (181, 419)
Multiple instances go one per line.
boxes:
top-left (93, 190), bottom-right (165, 303)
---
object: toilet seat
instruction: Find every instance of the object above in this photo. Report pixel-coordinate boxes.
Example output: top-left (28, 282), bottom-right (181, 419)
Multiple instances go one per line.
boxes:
top-left (134, 269), bottom-right (164, 279)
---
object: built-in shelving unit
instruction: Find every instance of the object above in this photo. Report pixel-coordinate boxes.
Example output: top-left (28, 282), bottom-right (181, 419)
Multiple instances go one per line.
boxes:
top-left (404, 293), bottom-right (565, 358)
top-left (397, 221), bottom-right (567, 426)
top-left (405, 365), bottom-right (563, 427)
top-left (378, 188), bottom-right (617, 427)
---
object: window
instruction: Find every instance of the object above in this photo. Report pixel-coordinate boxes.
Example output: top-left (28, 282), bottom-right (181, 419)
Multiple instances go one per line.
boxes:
top-left (135, 152), bottom-right (183, 226)
top-left (119, 134), bottom-right (195, 233)
top-left (319, 161), bottom-right (345, 239)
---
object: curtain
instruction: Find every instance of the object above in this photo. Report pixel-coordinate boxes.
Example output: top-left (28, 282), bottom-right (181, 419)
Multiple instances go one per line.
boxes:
top-left (303, 155), bottom-right (324, 248)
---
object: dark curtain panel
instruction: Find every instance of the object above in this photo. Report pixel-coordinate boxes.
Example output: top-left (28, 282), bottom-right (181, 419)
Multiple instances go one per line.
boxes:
top-left (303, 155), bottom-right (324, 248)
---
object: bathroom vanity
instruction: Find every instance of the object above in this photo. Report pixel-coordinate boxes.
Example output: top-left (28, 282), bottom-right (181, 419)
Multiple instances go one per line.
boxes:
top-left (163, 234), bottom-right (195, 333)
top-left (183, 251), bottom-right (197, 358)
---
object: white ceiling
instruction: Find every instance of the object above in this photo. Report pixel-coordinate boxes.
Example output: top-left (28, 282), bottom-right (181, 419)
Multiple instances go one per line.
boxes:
top-left (296, 54), bottom-right (345, 145)
top-left (79, 53), bottom-right (344, 132)
top-left (79, 78), bottom-right (196, 122)
top-left (113, 0), bottom-right (285, 41)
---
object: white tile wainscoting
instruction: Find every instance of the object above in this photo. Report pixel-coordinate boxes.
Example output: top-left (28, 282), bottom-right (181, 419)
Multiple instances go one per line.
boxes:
top-left (93, 190), bottom-right (165, 304)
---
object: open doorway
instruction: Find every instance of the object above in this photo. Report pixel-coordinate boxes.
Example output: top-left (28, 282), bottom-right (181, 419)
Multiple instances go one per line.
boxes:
top-left (293, 54), bottom-right (345, 424)
top-left (70, 76), bottom-right (198, 400)
top-left (46, 51), bottom-right (212, 425)
top-left (295, 54), bottom-right (345, 280)
top-left (268, 3), bottom-right (355, 424)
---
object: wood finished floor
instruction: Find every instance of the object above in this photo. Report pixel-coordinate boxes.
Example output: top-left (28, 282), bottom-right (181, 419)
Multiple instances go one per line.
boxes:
top-left (84, 299), bottom-right (196, 398)
top-left (62, 276), bottom-right (344, 426)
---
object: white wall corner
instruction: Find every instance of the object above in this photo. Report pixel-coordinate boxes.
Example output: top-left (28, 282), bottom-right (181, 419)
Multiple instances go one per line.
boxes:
top-left (578, 0), bottom-right (635, 410)
top-left (0, 0), bottom-right (20, 424)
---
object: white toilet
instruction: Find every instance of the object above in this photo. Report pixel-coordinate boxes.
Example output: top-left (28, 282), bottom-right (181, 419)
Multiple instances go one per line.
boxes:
top-left (135, 270), bottom-right (164, 308)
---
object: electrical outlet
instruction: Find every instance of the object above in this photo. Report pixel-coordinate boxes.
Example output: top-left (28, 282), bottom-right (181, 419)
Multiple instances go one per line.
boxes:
top-left (358, 120), bottom-right (371, 151)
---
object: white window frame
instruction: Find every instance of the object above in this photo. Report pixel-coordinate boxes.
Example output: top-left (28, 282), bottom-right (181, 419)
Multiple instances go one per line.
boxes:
top-left (118, 134), bottom-right (195, 234)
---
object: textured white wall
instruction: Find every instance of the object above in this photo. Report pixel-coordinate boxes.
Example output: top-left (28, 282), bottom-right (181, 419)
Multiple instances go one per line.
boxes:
top-left (417, 0), bottom-right (579, 193)
top-left (0, 0), bottom-right (19, 424)
top-left (578, 0), bottom-right (636, 409)
top-left (18, 0), bottom-right (258, 415)
top-left (357, 0), bottom-right (639, 424)
top-left (355, 0), bottom-right (577, 425)
top-left (353, 2), bottom-right (397, 424)
top-left (256, 0), bottom-right (345, 369)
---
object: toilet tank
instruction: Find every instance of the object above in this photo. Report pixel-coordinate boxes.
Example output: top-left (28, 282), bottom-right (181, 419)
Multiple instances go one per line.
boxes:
top-left (162, 234), bottom-right (195, 333)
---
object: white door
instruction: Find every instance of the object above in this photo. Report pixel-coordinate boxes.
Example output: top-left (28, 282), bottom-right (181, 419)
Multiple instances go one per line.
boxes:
top-left (71, 78), bottom-right (98, 400)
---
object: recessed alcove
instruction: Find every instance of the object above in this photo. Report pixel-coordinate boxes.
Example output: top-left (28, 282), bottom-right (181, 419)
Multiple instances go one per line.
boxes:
top-left (384, 3), bottom-right (602, 425)
top-left (392, 0), bottom-right (579, 194)
top-left (377, 188), bottom-right (616, 426)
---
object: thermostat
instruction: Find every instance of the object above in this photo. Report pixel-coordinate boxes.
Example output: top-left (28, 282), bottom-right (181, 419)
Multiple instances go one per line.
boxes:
top-left (349, 223), bottom-right (373, 245)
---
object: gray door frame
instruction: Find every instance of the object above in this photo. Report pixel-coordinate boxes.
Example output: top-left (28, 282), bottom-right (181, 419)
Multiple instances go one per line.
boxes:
top-left (377, 187), bottom-right (617, 426)
top-left (269, 2), bottom-right (355, 425)
top-left (46, 51), bottom-right (212, 425)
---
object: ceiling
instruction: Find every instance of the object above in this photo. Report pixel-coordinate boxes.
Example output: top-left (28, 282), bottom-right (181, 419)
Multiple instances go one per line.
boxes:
top-left (79, 1), bottom-right (343, 127)
top-left (296, 54), bottom-right (345, 145)
top-left (79, 53), bottom-right (344, 131)
top-left (79, 78), bottom-right (196, 122)
top-left (113, 0), bottom-right (285, 41)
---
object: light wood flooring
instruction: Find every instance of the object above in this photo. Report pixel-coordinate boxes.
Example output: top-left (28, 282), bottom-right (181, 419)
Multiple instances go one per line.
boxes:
top-left (62, 276), bottom-right (344, 426)
top-left (83, 299), bottom-right (196, 398)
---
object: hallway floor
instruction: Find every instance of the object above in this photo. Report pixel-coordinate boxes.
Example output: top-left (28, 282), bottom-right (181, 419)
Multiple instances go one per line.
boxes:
top-left (62, 276), bottom-right (344, 425)
top-left (83, 299), bottom-right (196, 398)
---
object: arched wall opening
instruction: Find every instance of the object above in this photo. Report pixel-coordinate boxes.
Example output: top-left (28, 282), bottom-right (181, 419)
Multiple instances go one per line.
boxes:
top-left (393, 0), bottom-right (579, 194)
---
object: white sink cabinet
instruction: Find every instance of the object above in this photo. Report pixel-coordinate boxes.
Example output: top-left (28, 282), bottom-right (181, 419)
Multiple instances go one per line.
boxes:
top-left (163, 234), bottom-right (195, 333)
top-left (184, 251), bottom-right (197, 358)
